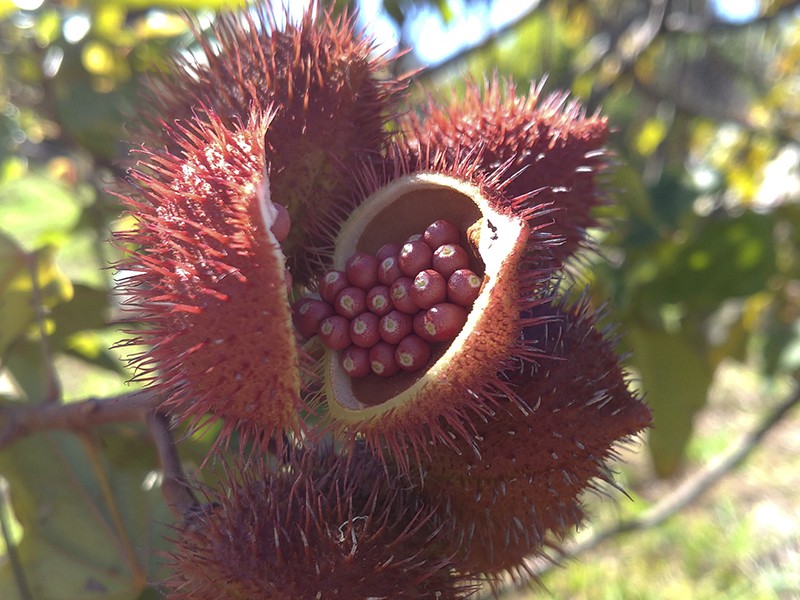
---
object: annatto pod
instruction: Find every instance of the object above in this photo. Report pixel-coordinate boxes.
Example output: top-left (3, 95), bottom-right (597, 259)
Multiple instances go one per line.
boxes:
top-left (403, 78), bottom-right (610, 266)
top-left (164, 447), bottom-right (478, 599)
top-left (412, 297), bottom-right (652, 581)
top-left (138, 1), bottom-right (409, 283)
top-left (116, 108), bottom-right (306, 454)
top-left (314, 149), bottom-right (562, 470)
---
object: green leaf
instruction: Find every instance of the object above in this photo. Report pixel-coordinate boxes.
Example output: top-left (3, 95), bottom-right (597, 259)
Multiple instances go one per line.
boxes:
top-left (0, 234), bottom-right (73, 360)
top-left (0, 427), bottom-right (173, 599)
top-left (636, 211), bottom-right (777, 312)
top-left (1, 340), bottom-right (50, 403)
top-left (47, 284), bottom-right (126, 375)
top-left (629, 324), bottom-right (715, 478)
top-left (0, 174), bottom-right (85, 251)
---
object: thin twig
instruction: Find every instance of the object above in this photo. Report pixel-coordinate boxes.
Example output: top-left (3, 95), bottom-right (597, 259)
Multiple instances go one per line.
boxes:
top-left (0, 389), bottom-right (161, 450)
top-left (527, 380), bottom-right (800, 580)
top-left (146, 411), bottom-right (197, 518)
top-left (0, 477), bottom-right (33, 600)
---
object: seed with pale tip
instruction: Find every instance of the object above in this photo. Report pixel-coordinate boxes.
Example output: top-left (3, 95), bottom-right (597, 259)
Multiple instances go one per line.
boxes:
top-left (378, 256), bottom-right (403, 286)
top-left (447, 268), bottom-right (482, 307)
top-left (319, 270), bottom-right (349, 304)
top-left (340, 345), bottom-right (371, 378)
top-left (334, 286), bottom-right (367, 319)
top-left (369, 342), bottom-right (400, 377)
top-left (419, 303), bottom-right (468, 342)
top-left (398, 240), bottom-right (433, 277)
top-left (423, 219), bottom-right (460, 249)
top-left (349, 312), bottom-right (381, 349)
top-left (318, 315), bottom-right (351, 350)
top-left (345, 252), bottom-right (379, 290)
top-left (389, 277), bottom-right (419, 314)
top-left (366, 285), bottom-right (393, 317)
top-left (432, 243), bottom-right (470, 278)
top-left (292, 297), bottom-right (334, 339)
top-left (395, 335), bottom-right (431, 372)
top-left (410, 269), bottom-right (447, 309)
top-left (379, 309), bottom-right (413, 344)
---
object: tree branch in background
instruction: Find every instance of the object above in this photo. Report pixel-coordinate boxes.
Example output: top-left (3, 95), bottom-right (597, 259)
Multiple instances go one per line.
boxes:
top-left (412, 0), bottom-right (552, 85)
top-left (527, 380), bottom-right (800, 580)
top-left (146, 410), bottom-right (197, 518)
top-left (0, 389), bottom-right (161, 450)
top-left (664, 0), bottom-right (800, 34)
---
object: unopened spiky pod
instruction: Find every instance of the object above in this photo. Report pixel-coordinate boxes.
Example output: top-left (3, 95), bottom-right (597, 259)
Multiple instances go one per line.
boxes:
top-left (164, 448), bottom-right (478, 599)
top-left (115, 108), bottom-right (306, 454)
top-left (138, 2), bottom-right (408, 283)
top-left (402, 78), bottom-right (609, 266)
top-left (412, 298), bottom-right (651, 581)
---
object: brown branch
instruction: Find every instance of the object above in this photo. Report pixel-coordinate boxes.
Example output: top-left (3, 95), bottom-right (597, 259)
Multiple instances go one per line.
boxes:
top-left (664, 0), bottom-right (800, 34)
top-left (0, 389), bottom-right (161, 451)
top-left (527, 380), bottom-right (800, 581)
top-left (146, 411), bottom-right (197, 518)
top-left (411, 0), bottom-right (554, 85)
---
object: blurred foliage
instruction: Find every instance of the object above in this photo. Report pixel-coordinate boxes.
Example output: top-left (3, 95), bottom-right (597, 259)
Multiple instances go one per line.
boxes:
top-left (1, 0), bottom-right (799, 598)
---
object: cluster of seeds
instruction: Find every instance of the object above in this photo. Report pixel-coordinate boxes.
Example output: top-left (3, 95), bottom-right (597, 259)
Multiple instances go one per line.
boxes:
top-left (292, 220), bottom-right (484, 378)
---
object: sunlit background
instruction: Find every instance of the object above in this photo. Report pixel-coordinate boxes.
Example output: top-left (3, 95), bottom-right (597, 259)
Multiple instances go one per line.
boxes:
top-left (1, 0), bottom-right (799, 598)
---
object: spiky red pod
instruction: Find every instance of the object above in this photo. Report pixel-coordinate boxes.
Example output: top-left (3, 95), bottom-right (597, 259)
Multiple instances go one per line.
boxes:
top-left (164, 448), bottom-right (478, 599)
top-left (403, 78), bottom-right (609, 265)
top-left (314, 149), bottom-right (563, 471)
top-left (115, 108), bottom-right (306, 454)
top-left (412, 298), bottom-right (651, 580)
top-left (138, 2), bottom-right (409, 283)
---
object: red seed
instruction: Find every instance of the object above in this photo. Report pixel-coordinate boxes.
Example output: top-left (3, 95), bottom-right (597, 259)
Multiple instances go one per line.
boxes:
top-left (423, 219), bottom-right (460, 249)
top-left (406, 233), bottom-right (424, 243)
top-left (334, 286), bottom-right (367, 319)
top-left (341, 345), bottom-right (371, 378)
top-left (292, 297), bottom-right (334, 339)
top-left (395, 335), bottom-right (432, 372)
top-left (410, 269), bottom-right (447, 309)
top-left (369, 342), bottom-right (400, 377)
top-left (270, 202), bottom-right (291, 243)
top-left (447, 268), bottom-right (483, 307)
top-left (432, 243), bottom-right (470, 278)
top-left (319, 270), bottom-right (348, 304)
top-left (366, 285), bottom-right (393, 317)
top-left (379, 310), bottom-right (414, 344)
top-left (398, 240), bottom-right (433, 277)
top-left (349, 312), bottom-right (381, 349)
top-left (318, 315), bottom-right (351, 350)
top-left (413, 311), bottom-right (428, 340)
top-left (345, 252), bottom-right (379, 290)
top-left (376, 242), bottom-right (402, 261)
top-left (420, 303), bottom-right (468, 342)
top-left (389, 277), bottom-right (420, 314)
top-left (378, 256), bottom-right (403, 286)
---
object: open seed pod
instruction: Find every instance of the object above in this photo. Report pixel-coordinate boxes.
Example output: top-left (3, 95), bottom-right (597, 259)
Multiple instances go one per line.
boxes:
top-left (116, 108), bottom-right (306, 454)
top-left (412, 298), bottom-right (652, 581)
top-left (164, 447), bottom-right (478, 599)
top-left (137, 1), bottom-right (409, 283)
top-left (311, 154), bottom-right (561, 470)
